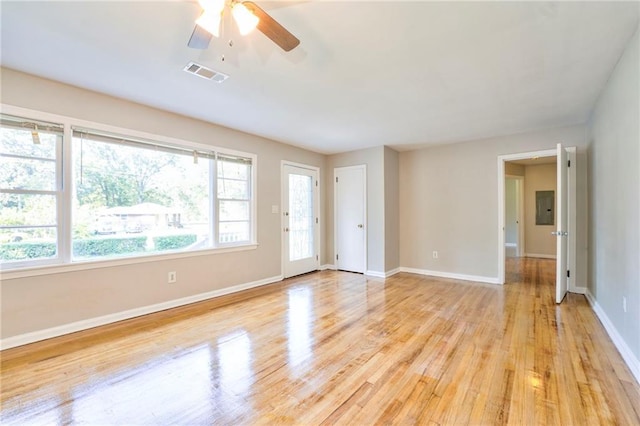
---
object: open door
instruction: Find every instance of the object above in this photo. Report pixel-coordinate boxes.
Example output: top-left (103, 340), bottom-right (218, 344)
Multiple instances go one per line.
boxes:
top-left (555, 143), bottom-right (568, 303)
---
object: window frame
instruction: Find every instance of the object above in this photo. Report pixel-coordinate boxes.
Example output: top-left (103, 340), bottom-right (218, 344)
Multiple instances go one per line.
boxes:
top-left (0, 104), bottom-right (258, 277)
top-left (0, 113), bottom-right (64, 270)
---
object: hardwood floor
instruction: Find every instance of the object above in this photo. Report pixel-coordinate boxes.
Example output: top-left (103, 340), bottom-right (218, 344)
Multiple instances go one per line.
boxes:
top-left (1, 258), bottom-right (639, 425)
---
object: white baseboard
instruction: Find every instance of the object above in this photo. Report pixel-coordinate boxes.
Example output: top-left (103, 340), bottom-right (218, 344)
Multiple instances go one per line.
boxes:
top-left (365, 268), bottom-right (400, 278)
top-left (385, 268), bottom-right (401, 277)
top-left (524, 253), bottom-right (557, 259)
top-left (585, 290), bottom-right (640, 384)
top-left (399, 267), bottom-right (500, 285)
top-left (320, 264), bottom-right (336, 271)
top-left (571, 286), bottom-right (587, 294)
top-left (0, 274), bottom-right (284, 351)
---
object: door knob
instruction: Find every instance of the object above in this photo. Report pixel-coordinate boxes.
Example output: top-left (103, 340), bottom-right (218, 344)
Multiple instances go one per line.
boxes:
top-left (284, 227), bottom-right (289, 232)
top-left (358, 224), bottom-right (363, 228)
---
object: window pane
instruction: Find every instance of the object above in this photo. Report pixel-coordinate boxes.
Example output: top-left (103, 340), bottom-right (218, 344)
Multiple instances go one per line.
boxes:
top-left (0, 227), bottom-right (57, 262)
top-left (288, 174), bottom-right (314, 261)
top-left (218, 178), bottom-right (249, 200)
top-left (219, 221), bottom-right (249, 243)
top-left (72, 137), bottom-right (212, 260)
top-left (0, 193), bottom-right (57, 226)
top-left (0, 156), bottom-right (56, 191)
top-left (217, 160), bottom-right (249, 180)
top-left (1, 128), bottom-right (57, 159)
top-left (219, 200), bottom-right (249, 222)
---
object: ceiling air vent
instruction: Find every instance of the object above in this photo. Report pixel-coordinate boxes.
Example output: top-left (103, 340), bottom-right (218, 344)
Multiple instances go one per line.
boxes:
top-left (183, 62), bottom-right (229, 83)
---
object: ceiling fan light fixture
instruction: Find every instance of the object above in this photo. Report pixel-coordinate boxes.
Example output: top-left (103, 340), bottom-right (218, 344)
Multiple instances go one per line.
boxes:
top-left (196, 11), bottom-right (222, 37)
top-left (232, 3), bottom-right (259, 35)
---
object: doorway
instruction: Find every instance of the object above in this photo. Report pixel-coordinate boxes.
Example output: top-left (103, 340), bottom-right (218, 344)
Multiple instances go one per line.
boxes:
top-left (282, 162), bottom-right (320, 278)
top-left (505, 175), bottom-right (524, 258)
top-left (498, 145), bottom-right (576, 303)
top-left (334, 165), bottom-right (366, 273)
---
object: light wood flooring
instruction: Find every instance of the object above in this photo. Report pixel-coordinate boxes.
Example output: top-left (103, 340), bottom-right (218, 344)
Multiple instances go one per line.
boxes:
top-left (1, 258), bottom-right (639, 425)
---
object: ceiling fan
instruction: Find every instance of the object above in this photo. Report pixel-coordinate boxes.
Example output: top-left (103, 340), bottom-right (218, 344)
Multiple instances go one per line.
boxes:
top-left (188, 0), bottom-right (300, 52)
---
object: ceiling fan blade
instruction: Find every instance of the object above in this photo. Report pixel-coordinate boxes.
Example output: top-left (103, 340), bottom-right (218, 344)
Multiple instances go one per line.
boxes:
top-left (188, 25), bottom-right (213, 49)
top-left (243, 1), bottom-right (300, 52)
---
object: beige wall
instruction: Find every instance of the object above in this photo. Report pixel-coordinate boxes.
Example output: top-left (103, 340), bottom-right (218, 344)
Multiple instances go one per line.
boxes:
top-left (524, 164), bottom-right (557, 257)
top-left (384, 147), bottom-right (400, 272)
top-left (505, 163), bottom-right (525, 176)
top-left (0, 68), bottom-right (325, 340)
top-left (588, 28), bottom-right (639, 362)
top-left (399, 124), bottom-right (588, 282)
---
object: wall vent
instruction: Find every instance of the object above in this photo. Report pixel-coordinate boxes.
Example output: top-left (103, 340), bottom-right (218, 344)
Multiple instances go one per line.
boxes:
top-left (183, 62), bottom-right (229, 83)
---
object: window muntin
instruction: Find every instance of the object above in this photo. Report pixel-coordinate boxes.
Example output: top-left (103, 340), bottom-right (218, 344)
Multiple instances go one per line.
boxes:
top-left (0, 115), bottom-right (62, 264)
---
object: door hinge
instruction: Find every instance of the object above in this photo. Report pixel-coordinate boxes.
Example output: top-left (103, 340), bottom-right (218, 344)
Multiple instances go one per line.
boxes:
top-left (336, 177), bottom-right (338, 183)
top-left (567, 270), bottom-right (570, 278)
top-left (316, 255), bottom-right (319, 261)
top-left (568, 160), bottom-right (571, 167)
top-left (316, 180), bottom-right (318, 187)
top-left (336, 254), bottom-right (339, 260)
top-left (316, 217), bottom-right (318, 224)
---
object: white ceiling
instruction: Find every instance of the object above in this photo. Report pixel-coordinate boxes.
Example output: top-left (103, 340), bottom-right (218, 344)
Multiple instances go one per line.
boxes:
top-left (1, 1), bottom-right (638, 154)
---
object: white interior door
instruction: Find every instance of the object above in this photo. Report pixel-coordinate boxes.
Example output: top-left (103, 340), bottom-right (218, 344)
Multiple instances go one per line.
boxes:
top-left (555, 143), bottom-right (568, 303)
top-left (283, 164), bottom-right (319, 278)
top-left (516, 177), bottom-right (525, 257)
top-left (335, 166), bottom-right (366, 273)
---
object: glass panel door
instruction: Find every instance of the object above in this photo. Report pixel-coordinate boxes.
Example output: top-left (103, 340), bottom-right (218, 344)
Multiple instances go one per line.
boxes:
top-left (283, 164), bottom-right (318, 278)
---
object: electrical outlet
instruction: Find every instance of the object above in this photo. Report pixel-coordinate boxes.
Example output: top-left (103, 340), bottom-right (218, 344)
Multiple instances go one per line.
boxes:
top-left (623, 297), bottom-right (627, 313)
top-left (432, 251), bottom-right (438, 259)
top-left (168, 271), bottom-right (177, 283)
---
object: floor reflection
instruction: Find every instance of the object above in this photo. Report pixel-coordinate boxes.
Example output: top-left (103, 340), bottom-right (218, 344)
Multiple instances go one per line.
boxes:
top-left (287, 286), bottom-right (314, 374)
top-left (217, 329), bottom-right (254, 397)
top-left (69, 344), bottom-right (214, 424)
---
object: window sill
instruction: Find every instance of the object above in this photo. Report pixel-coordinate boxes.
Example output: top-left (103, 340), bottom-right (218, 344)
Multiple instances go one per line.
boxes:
top-left (0, 243), bottom-right (258, 281)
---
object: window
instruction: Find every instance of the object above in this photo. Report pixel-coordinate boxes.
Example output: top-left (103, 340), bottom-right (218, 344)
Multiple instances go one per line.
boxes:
top-left (0, 110), bottom-right (256, 271)
top-left (217, 155), bottom-right (252, 244)
top-left (1, 114), bottom-right (63, 266)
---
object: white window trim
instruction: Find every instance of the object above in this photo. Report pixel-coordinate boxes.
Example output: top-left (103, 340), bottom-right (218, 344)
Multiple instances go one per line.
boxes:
top-left (0, 104), bottom-right (258, 276)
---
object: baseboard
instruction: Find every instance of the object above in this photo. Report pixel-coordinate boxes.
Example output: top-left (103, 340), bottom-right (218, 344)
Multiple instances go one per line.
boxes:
top-left (365, 268), bottom-right (400, 278)
top-left (571, 286), bottom-right (587, 294)
top-left (524, 253), bottom-right (557, 259)
top-left (399, 267), bottom-right (500, 285)
top-left (0, 274), bottom-right (284, 351)
top-left (585, 290), bottom-right (640, 384)
top-left (320, 264), bottom-right (336, 271)
top-left (385, 268), bottom-right (401, 277)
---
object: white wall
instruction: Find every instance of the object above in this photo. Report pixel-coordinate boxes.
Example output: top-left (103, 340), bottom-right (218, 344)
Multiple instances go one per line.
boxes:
top-left (524, 164), bottom-right (557, 257)
top-left (399, 125), bottom-right (588, 282)
top-left (0, 68), bottom-right (325, 342)
top-left (587, 27), bottom-right (639, 369)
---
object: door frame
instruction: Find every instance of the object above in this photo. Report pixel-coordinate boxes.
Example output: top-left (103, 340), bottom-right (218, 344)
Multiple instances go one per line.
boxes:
top-left (505, 174), bottom-right (525, 257)
top-left (497, 147), bottom-right (576, 289)
top-left (281, 161), bottom-right (321, 278)
top-left (333, 165), bottom-right (367, 273)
